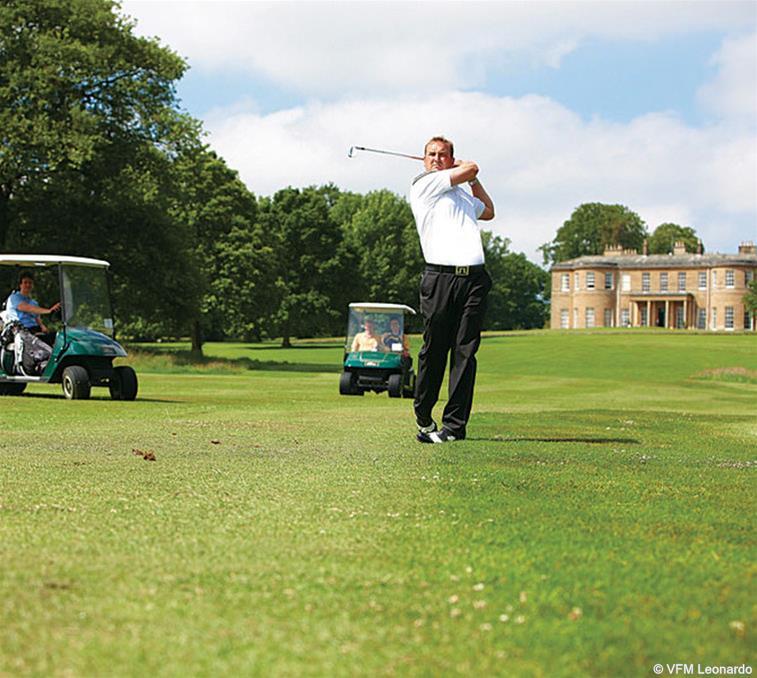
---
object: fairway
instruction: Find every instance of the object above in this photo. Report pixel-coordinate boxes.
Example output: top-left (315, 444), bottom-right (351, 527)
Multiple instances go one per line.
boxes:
top-left (1, 331), bottom-right (755, 676)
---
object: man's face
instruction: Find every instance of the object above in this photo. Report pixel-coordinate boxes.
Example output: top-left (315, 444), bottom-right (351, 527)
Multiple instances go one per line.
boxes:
top-left (365, 320), bottom-right (375, 334)
top-left (19, 278), bottom-right (33, 296)
top-left (390, 319), bottom-right (400, 334)
top-left (424, 140), bottom-right (454, 172)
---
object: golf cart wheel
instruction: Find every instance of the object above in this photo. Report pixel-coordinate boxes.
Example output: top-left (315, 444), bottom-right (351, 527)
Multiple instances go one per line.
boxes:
top-left (62, 366), bottom-right (91, 400)
top-left (339, 371), bottom-right (361, 396)
top-left (109, 366), bottom-right (138, 401)
top-left (0, 382), bottom-right (26, 396)
top-left (387, 374), bottom-right (403, 398)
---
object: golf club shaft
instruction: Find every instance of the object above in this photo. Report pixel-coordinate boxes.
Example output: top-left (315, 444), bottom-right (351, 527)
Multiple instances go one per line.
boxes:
top-left (348, 146), bottom-right (423, 161)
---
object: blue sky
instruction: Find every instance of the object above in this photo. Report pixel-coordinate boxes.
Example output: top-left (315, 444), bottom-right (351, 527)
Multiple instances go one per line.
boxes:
top-left (124, 1), bottom-right (757, 261)
top-left (176, 31), bottom-right (726, 125)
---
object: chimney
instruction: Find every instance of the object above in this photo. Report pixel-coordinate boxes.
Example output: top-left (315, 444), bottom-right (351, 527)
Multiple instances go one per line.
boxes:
top-left (697, 239), bottom-right (703, 255)
top-left (604, 244), bottom-right (623, 257)
top-left (673, 240), bottom-right (687, 255)
top-left (738, 241), bottom-right (756, 255)
top-left (642, 239), bottom-right (648, 256)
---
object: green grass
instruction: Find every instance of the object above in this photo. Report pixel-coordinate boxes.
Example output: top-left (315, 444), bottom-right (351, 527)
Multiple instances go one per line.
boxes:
top-left (1, 331), bottom-right (754, 676)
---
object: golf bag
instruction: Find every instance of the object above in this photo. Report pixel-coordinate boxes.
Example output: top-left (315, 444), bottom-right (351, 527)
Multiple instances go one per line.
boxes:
top-left (0, 322), bottom-right (52, 376)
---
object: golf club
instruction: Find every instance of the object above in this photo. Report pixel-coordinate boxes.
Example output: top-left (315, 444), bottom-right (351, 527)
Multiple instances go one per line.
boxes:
top-left (348, 145), bottom-right (423, 161)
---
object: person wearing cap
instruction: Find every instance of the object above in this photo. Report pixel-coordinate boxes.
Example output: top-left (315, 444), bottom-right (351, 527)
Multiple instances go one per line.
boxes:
top-left (409, 136), bottom-right (494, 443)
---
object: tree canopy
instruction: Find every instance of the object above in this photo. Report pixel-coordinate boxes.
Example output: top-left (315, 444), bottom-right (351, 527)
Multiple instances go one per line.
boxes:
top-left (648, 223), bottom-right (702, 254)
top-left (540, 203), bottom-right (647, 266)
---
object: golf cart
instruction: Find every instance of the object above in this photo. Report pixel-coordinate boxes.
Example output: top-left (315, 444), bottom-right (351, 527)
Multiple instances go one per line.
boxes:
top-left (0, 255), bottom-right (137, 400)
top-left (340, 302), bottom-right (415, 398)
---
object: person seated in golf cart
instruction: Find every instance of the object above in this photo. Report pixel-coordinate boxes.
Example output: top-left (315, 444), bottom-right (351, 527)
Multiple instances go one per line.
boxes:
top-left (3, 271), bottom-right (61, 375)
top-left (5, 271), bottom-right (60, 343)
top-left (381, 316), bottom-right (410, 357)
top-left (351, 317), bottom-right (383, 352)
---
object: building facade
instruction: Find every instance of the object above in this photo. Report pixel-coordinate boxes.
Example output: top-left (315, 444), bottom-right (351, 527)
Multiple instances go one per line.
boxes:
top-left (550, 241), bottom-right (757, 331)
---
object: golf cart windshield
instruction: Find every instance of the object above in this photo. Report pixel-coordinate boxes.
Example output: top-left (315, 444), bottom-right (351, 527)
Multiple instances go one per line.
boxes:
top-left (61, 265), bottom-right (114, 337)
top-left (347, 306), bottom-right (408, 354)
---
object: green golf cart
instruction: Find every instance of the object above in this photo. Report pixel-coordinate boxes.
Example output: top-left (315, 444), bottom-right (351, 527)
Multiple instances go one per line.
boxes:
top-left (339, 302), bottom-right (416, 398)
top-left (0, 255), bottom-right (137, 400)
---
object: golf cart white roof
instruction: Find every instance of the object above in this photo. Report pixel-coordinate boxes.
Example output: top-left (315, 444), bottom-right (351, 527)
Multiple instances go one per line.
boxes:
top-left (0, 254), bottom-right (110, 268)
top-left (349, 302), bottom-right (416, 315)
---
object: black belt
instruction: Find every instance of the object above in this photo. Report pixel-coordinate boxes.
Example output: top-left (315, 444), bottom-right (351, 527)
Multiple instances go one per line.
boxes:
top-left (425, 263), bottom-right (485, 276)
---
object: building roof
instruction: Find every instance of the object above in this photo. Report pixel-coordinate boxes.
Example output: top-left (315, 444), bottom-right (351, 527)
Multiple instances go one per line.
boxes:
top-left (551, 252), bottom-right (757, 271)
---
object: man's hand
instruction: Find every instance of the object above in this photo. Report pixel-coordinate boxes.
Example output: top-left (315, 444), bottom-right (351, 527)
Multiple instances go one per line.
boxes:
top-left (48, 302), bottom-right (61, 314)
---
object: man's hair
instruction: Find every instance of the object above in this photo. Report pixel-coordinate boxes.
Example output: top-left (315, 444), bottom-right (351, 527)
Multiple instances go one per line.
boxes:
top-left (18, 270), bottom-right (34, 285)
top-left (424, 136), bottom-right (454, 158)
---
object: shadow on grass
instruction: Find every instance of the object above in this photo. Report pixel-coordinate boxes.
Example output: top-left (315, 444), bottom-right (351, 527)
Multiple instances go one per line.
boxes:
top-left (468, 436), bottom-right (641, 444)
top-left (128, 347), bottom-right (342, 374)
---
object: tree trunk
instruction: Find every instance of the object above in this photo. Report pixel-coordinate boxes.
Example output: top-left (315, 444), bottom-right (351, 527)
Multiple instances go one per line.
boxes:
top-left (281, 317), bottom-right (291, 348)
top-left (0, 186), bottom-right (12, 250)
top-left (190, 319), bottom-right (203, 356)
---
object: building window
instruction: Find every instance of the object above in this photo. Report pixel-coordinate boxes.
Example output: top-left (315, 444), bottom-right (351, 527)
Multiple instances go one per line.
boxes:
top-left (678, 272), bottom-right (686, 292)
top-left (574, 272), bottom-right (580, 290)
top-left (744, 310), bottom-right (752, 331)
top-left (725, 270), bottom-right (735, 288)
top-left (604, 272), bottom-right (613, 289)
top-left (642, 272), bottom-right (650, 292)
top-left (622, 274), bottom-right (631, 292)
top-left (585, 308), bottom-right (595, 327)
top-left (560, 309), bottom-right (569, 328)
top-left (604, 309), bottom-right (613, 327)
top-left (725, 306), bottom-right (734, 330)
top-left (676, 306), bottom-right (685, 329)
top-left (573, 308), bottom-right (579, 328)
top-left (561, 273), bottom-right (570, 292)
top-left (586, 272), bottom-right (595, 289)
top-left (698, 271), bottom-right (707, 289)
top-left (640, 307), bottom-right (648, 327)
top-left (621, 309), bottom-right (630, 327)
top-left (697, 308), bottom-right (706, 330)
top-left (660, 272), bottom-right (668, 292)
top-left (747, 270), bottom-right (754, 284)
top-left (711, 308), bottom-right (718, 330)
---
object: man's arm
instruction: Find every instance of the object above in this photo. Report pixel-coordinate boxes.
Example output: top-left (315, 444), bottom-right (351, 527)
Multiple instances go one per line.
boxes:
top-left (470, 178), bottom-right (495, 221)
top-left (449, 160), bottom-right (479, 186)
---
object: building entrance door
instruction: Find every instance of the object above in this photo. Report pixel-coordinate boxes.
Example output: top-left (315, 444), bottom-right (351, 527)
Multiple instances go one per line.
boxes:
top-left (657, 307), bottom-right (666, 327)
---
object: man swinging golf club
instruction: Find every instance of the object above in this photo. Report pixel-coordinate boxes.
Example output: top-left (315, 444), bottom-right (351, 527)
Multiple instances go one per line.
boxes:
top-left (410, 136), bottom-right (495, 443)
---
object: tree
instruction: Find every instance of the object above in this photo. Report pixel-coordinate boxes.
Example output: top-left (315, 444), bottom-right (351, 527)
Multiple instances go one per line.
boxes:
top-left (262, 186), bottom-right (353, 347)
top-left (339, 190), bottom-right (424, 314)
top-left (648, 223), bottom-right (702, 254)
top-left (540, 203), bottom-right (647, 266)
top-left (169, 147), bottom-right (279, 351)
top-left (482, 232), bottom-right (549, 330)
top-left (0, 0), bottom-right (188, 248)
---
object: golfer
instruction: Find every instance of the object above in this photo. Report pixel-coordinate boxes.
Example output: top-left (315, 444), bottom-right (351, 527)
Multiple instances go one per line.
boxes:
top-left (410, 136), bottom-right (494, 443)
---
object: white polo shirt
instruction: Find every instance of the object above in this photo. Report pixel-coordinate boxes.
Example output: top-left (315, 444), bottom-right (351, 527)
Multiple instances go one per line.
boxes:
top-left (409, 169), bottom-right (486, 266)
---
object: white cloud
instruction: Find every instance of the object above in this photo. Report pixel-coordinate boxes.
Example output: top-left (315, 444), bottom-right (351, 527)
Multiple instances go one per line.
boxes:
top-left (697, 32), bottom-right (757, 124)
top-left (203, 93), bottom-right (756, 261)
top-left (122, 0), bottom-right (755, 95)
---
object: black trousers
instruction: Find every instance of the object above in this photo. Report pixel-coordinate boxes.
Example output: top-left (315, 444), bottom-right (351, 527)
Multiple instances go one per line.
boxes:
top-left (414, 268), bottom-right (492, 438)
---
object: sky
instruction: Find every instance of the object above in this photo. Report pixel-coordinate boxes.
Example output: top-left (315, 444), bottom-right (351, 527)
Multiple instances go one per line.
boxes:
top-left (121, 0), bottom-right (757, 263)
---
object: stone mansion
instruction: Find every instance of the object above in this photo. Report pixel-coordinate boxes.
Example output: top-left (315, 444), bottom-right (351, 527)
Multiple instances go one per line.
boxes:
top-left (550, 241), bottom-right (757, 331)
